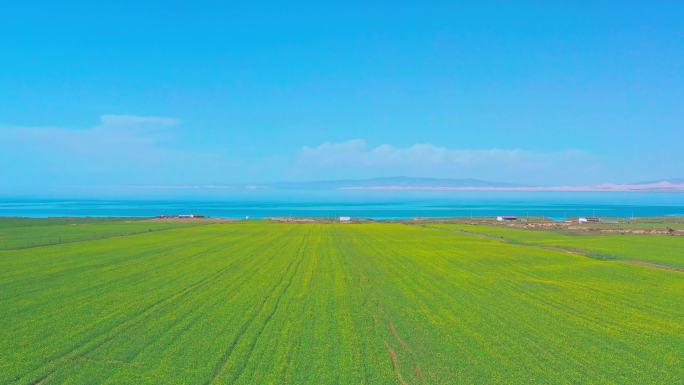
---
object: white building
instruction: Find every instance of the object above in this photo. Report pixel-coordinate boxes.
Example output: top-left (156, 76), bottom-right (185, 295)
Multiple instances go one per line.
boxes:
top-left (339, 216), bottom-right (351, 222)
top-left (496, 216), bottom-right (517, 222)
top-left (578, 217), bottom-right (599, 223)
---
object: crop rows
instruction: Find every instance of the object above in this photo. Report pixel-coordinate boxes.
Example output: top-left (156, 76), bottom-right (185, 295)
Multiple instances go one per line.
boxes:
top-left (0, 218), bottom-right (203, 250)
top-left (0, 221), bottom-right (682, 384)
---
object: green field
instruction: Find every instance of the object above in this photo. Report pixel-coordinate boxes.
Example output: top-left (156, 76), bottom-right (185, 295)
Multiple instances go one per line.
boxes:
top-left (0, 218), bottom-right (203, 250)
top-left (425, 224), bottom-right (684, 269)
top-left (1, 220), bottom-right (682, 385)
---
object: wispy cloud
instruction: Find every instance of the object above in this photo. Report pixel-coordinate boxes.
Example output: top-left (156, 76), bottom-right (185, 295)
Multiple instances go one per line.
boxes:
top-left (296, 139), bottom-right (599, 184)
top-left (99, 114), bottom-right (180, 128)
top-left (0, 119), bottom-right (604, 196)
top-left (0, 115), bottom-right (225, 192)
top-left (2, 114), bottom-right (179, 161)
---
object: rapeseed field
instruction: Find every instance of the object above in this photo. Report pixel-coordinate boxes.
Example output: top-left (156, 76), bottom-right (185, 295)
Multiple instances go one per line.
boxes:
top-left (1, 221), bottom-right (682, 384)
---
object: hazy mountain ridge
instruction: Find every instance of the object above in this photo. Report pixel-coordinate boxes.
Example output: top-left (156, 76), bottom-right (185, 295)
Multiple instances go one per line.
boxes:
top-left (317, 177), bottom-right (684, 192)
top-left (272, 177), bottom-right (518, 190)
top-left (634, 178), bottom-right (684, 185)
top-left (272, 177), bottom-right (684, 191)
top-left (96, 177), bottom-right (684, 192)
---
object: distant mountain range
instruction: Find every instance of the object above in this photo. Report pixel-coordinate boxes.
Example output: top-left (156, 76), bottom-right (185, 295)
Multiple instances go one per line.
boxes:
top-left (112, 177), bottom-right (684, 192)
top-left (636, 178), bottom-right (684, 185)
top-left (269, 177), bottom-right (684, 192)
top-left (272, 177), bottom-right (518, 190)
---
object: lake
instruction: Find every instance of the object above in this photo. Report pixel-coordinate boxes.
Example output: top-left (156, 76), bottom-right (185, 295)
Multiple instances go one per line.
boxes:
top-left (2, 191), bottom-right (684, 219)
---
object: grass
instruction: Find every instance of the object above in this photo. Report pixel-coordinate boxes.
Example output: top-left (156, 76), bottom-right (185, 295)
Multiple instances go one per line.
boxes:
top-left (0, 220), bottom-right (682, 384)
top-left (0, 218), bottom-right (204, 250)
top-left (425, 223), bottom-right (684, 269)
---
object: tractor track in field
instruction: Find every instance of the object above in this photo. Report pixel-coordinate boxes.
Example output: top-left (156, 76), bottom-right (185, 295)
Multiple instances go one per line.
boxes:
top-left (131, 235), bottom-right (288, 362)
top-left (121, 230), bottom-right (289, 364)
top-left (355, 241), bottom-right (432, 385)
top-left (227, 230), bottom-right (309, 384)
top-left (406, 225), bottom-right (668, 380)
top-left (11, 230), bottom-right (283, 385)
top-left (14, 264), bottom-right (226, 385)
top-left (384, 341), bottom-right (409, 385)
top-left (0, 226), bottom-right (255, 305)
top-left (330, 226), bottom-right (431, 385)
top-left (204, 228), bottom-right (310, 385)
top-left (0, 233), bottom-right (240, 306)
top-left (387, 226), bottom-right (602, 381)
top-left (27, 374), bottom-right (50, 385)
top-left (328, 228), bottom-right (373, 385)
top-left (406, 225), bottom-right (656, 381)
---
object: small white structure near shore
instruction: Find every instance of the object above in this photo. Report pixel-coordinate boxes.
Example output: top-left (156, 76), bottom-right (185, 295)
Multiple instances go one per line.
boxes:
top-left (339, 216), bottom-right (351, 223)
top-left (496, 216), bottom-right (518, 222)
top-left (578, 217), bottom-right (599, 223)
top-left (159, 214), bottom-right (205, 219)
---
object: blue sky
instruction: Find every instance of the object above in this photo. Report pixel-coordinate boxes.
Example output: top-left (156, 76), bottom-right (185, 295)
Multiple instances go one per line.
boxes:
top-left (1, 1), bottom-right (683, 196)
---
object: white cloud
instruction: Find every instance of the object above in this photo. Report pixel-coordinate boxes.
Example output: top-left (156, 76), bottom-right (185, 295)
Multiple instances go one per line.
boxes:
top-left (0, 118), bottom-right (603, 195)
top-left (0, 115), bottom-right (222, 191)
top-left (1, 114), bottom-right (179, 156)
top-left (99, 114), bottom-right (180, 128)
top-left (297, 139), bottom-right (598, 184)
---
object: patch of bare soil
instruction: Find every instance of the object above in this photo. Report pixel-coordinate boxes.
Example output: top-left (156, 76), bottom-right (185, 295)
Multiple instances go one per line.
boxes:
top-left (623, 260), bottom-right (684, 273)
top-left (145, 217), bottom-right (240, 223)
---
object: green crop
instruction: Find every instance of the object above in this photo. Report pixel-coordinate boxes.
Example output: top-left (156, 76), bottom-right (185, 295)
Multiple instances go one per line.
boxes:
top-left (1, 221), bottom-right (682, 384)
top-left (0, 218), bottom-right (203, 250)
top-left (427, 224), bottom-right (684, 269)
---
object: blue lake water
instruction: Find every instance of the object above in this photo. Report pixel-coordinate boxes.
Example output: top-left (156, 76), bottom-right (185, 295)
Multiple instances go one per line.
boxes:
top-left (1, 192), bottom-right (684, 220)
